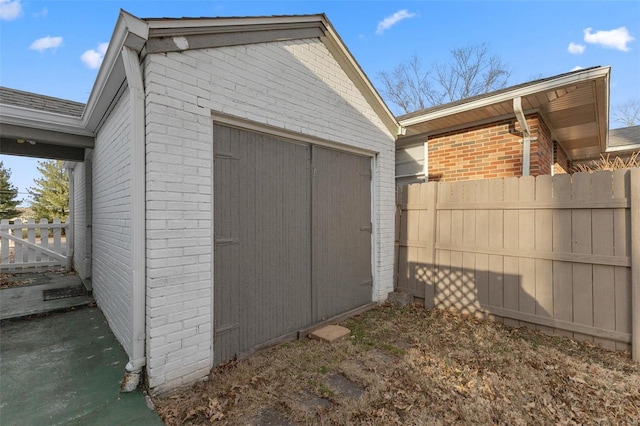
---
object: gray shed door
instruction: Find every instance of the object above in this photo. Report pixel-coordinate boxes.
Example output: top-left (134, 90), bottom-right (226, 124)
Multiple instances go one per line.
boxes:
top-left (213, 125), bottom-right (372, 364)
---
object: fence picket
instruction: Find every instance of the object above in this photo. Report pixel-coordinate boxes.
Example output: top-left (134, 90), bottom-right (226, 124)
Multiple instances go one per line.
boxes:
top-left (488, 179), bottom-right (504, 308)
top-left (503, 177), bottom-right (520, 326)
top-left (518, 176), bottom-right (536, 317)
top-left (551, 174), bottom-right (574, 338)
top-left (534, 175), bottom-right (553, 333)
top-left (1, 219), bottom-right (9, 267)
top-left (53, 218), bottom-right (62, 253)
top-left (590, 171), bottom-right (616, 350)
top-left (571, 173), bottom-right (594, 342)
top-left (613, 170), bottom-right (633, 351)
top-left (14, 219), bottom-right (23, 268)
top-left (475, 179), bottom-right (490, 307)
top-left (27, 219), bottom-right (37, 265)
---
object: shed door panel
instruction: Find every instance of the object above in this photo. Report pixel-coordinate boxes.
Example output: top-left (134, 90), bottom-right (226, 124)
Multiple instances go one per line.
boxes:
top-left (214, 125), bottom-right (312, 364)
top-left (214, 125), bottom-right (372, 365)
top-left (312, 146), bottom-right (372, 321)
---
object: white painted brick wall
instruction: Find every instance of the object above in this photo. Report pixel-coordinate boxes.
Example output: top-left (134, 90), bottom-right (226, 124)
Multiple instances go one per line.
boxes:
top-left (71, 161), bottom-right (88, 279)
top-left (92, 88), bottom-right (133, 357)
top-left (144, 38), bottom-right (395, 392)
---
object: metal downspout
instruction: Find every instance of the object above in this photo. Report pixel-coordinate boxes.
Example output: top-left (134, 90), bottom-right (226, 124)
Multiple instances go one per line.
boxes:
top-left (513, 97), bottom-right (531, 176)
top-left (121, 45), bottom-right (146, 391)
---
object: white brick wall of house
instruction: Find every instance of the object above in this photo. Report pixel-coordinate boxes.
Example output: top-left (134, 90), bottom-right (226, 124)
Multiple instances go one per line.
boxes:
top-left (71, 151), bottom-right (92, 280)
top-left (92, 88), bottom-right (134, 357)
top-left (143, 38), bottom-right (396, 391)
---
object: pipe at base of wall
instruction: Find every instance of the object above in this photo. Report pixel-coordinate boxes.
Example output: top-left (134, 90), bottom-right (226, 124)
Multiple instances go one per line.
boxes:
top-left (121, 361), bottom-right (142, 392)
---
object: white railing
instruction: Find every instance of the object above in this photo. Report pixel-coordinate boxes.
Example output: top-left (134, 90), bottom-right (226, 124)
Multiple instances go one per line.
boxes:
top-left (0, 218), bottom-right (69, 271)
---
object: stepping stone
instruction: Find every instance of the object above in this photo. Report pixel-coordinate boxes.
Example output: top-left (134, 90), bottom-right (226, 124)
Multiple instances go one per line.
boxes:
top-left (370, 349), bottom-right (399, 364)
top-left (324, 374), bottom-right (364, 399)
top-left (244, 408), bottom-right (297, 426)
top-left (310, 325), bottom-right (350, 343)
top-left (297, 391), bottom-right (332, 412)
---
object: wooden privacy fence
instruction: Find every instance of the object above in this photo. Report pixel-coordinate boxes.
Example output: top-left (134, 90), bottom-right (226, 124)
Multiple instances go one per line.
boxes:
top-left (395, 169), bottom-right (639, 360)
top-left (0, 218), bottom-right (70, 271)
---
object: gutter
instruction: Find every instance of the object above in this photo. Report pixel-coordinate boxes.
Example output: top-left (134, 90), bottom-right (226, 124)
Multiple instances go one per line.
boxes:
top-left (115, 11), bottom-right (149, 392)
top-left (513, 97), bottom-right (531, 177)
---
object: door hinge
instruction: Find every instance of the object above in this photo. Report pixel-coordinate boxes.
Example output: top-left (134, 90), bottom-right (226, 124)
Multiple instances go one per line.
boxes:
top-left (215, 238), bottom-right (240, 246)
top-left (214, 152), bottom-right (241, 160)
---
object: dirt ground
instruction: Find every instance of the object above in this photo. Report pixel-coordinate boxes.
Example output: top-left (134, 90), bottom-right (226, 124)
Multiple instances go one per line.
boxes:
top-left (153, 304), bottom-right (639, 425)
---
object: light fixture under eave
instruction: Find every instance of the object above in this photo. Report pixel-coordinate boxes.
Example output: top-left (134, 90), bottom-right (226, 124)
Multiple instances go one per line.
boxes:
top-left (27, 140), bottom-right (36, 145)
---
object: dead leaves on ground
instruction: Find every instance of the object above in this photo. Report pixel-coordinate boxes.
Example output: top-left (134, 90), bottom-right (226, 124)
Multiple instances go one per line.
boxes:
top-left (154, 305), bottom-right (639, 425)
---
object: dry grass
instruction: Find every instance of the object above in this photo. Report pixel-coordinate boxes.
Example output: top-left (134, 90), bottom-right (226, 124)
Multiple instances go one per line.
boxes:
top-left (573, 152), bottom-right (639, 172)
top-left (153, 304), bottom-right (639, 425)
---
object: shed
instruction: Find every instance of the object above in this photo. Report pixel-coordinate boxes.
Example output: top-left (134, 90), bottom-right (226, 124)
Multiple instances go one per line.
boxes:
top-left (1, 11), bottom-right (399, 393)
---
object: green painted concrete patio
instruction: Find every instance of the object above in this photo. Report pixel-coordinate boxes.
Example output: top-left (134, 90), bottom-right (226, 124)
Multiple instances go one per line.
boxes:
top-left (0, 306), bottom-right (163, 425)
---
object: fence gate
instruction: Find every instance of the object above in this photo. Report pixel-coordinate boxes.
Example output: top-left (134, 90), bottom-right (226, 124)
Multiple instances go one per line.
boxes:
top-left (0, 219), bottom-right (69, 271)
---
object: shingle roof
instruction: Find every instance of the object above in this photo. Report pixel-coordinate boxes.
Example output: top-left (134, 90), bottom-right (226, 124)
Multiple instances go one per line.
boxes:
top-left (397, 66), bottom-right (602, 122)
top-left (0, 86), bottom-right (85, 117)
top-left (609, 125), bottom-right (640, 147)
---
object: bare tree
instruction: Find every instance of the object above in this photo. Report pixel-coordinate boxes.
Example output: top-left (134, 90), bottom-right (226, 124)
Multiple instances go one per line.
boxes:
top-left (378, 43), bottom-right (511, 114)
top-left (611, 99), bottom-right (640, 128)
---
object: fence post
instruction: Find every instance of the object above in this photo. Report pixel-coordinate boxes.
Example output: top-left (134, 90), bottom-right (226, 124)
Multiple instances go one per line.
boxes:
top-left (631, 168), bottom-right (640, 362)
top-left (424, 182), bottom-right (438, 309)
top-left (394, 186), bottom-right (402, 291)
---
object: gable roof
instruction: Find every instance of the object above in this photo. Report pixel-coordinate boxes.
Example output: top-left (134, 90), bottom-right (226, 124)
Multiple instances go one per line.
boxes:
top-left (83, 11), bottom-right (400, 136)
top-left (1, 11), bottom-right (400, 152)
top-left (397, 66), bottom-right (610, 161)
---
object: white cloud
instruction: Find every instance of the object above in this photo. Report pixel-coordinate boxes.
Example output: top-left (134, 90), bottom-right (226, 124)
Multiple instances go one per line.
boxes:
top-left (570, 66), bottom-right (584, 72)
top-left (29, 36), bottom-right (63, 52)
top-left (0, 0), bottom-right (22, 21)
top-left (583, 26), bottom-right (635, 52)
top-left (81, 42), bottom-right (109, 69)
top-left (567, 42), bottom-right (585, 54)
top-left (376, 9), bottom-right (416, 35)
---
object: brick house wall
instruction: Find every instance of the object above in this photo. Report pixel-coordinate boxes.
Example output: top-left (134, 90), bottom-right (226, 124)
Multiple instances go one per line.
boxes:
top-left (529, 116), bottom-right (552, 176)
top-left (553, 141), bottom-right (571, 174)
top-left (143, 38), bottom-right (396, 391)
top-left (420, 114), bottom-right (570, 182)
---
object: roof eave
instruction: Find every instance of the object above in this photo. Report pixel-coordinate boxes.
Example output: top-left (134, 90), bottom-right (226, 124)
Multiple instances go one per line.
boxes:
top-left (146, 14), bottom-right (327, 33)
top-left (1, 103), bottom-right (92, 137)
top-left (320, 17), bottom-right (401, 137)
top-left (82, 10), bottom-right (149, 133)
top-left (399, 66), bottom-right (611, 128)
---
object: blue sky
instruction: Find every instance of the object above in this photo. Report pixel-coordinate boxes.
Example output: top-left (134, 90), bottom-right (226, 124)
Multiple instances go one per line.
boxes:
top-left (1, 0), bottom-right (639, 205)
